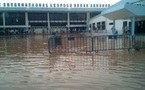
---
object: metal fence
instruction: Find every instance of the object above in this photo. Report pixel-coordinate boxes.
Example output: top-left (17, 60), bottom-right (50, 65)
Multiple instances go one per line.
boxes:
top-left (48, 34), bottom-right (145, 53)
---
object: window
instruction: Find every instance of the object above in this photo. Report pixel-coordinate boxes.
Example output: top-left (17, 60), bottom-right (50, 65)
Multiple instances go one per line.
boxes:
top-left (36, 3), bottom-right (38, 7)
top-left (102, 4), bottom-right (104, 7)
top-left (123, 21), bottom-right (127, 27)
top-left (96, 4), bottom-right (98, 7)
top-left (21, 3), bottom-right (24, 7)
top-left (77, 4), bottom-right (79, 7)
top-left (25, 3), bottom-right (27, 7)
top-left (100, 4), bottom-right (101, 7)
top-left (18, 3), bottom-right (20, 7)
top-left (7, 3), bottom-right (10, 7)
top-left (5, 12), bottom-right (25, 25)
top-left (54, 4), bottom-right (56, 7)
top-left (74, 4), bottom-right (76, 7)
top-left (49, 12), bottom-right (67, 21)
top-left (97, 22), bottom-right (101, 30)
top-left (29, 3), bottom-right (31, 7)
top-left (50, 4), bottom-right (52, 7)
top-left (63, 4), bottom-right (65, 7)
top-left (90, 4), bottom-right (93, 7)
top-left (3, 3), bottom-right (6, 7)
top-left (43, 4), bottom-right (45, 7)
top-left (70, 12), bottom-right (86, 21)
top-left (39, 3), bottom-right (41, 7)
top-left (59, 4), bottom-right (62, 7)
top-left (14, 3), bottom-right (17, 7)
top-left (93, 4), bottom-right (95, 7)
top-left (86, 4), bottom-right (88, 7)
top-left (108, 4), bottom-right (110, 7)
top-left (83, 4), bottom-right (85, 7)
top-left (93, 23), bottom-right (96, 30)
top-left (70, 4), bottom-right (72, 7)
top-left (11, 3), bottom-right (13, 7)
top-left (32, 3), bottom-right (34, 7)
top-left (105, 4), bottom-right (107, 7)
top-left (109, 22), bottom-right (113, 25)
top-left (102, 21), bottom-right (106, 30)
top-left (80, 4), bottom-right (82, 7)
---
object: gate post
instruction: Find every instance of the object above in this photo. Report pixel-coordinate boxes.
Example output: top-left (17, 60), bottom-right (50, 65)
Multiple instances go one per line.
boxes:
top-left (92, 36), bottom-right (94, 51)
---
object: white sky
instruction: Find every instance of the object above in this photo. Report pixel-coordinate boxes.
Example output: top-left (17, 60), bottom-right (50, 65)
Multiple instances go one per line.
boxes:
top-left (0, 0), bottom-right (121, 4)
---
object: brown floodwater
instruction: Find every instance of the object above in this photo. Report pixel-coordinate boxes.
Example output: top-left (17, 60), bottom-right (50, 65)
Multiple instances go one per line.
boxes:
top-left (0, 35), bottom-right (145, 90)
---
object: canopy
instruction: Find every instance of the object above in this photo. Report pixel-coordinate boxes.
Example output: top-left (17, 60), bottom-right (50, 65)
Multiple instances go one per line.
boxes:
top-left (101, 0), bottom-right (145, 19)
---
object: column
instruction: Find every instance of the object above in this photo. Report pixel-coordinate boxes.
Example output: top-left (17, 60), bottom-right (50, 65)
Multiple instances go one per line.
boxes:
top-left (87, 12), bottom-right (90, 30)
top-left (131, 17), bottom-right (135, 36)
top-left (67, 12), bottom-right (70, 33)
top-left (2, 12), bottom-right (5, 28)
top-left (47, 12), bottom-right (50, 34)
top-left (131, 16), bottom-right (135, 49)
top-left (113, 19), bottom-right (115, 30)
top-left (25, 12), bottom-right (29, 30)
top-left (112, 19), bottom-right (116, 34)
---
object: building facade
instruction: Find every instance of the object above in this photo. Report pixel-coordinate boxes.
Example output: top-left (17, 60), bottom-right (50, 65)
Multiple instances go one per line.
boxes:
top-left (0, 2), bottom-right (112, 35)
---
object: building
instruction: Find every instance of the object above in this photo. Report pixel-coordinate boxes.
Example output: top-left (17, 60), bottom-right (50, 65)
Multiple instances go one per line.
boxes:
top-left (0, 0), bottom-right (118, 35)
top-left (89, 0), bottom-right (145, 35)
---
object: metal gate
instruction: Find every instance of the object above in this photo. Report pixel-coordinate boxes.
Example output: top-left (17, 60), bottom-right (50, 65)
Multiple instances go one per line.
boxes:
top-left (48, 34), bottom-right (145, 53)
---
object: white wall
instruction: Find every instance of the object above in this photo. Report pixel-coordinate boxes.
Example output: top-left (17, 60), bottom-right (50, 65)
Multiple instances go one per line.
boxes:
top-left (89, 15), bottom-right (131, 35)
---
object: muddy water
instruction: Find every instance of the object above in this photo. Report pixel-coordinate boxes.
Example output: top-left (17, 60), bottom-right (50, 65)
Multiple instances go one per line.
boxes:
top-left (0, 35), bottom-right (145, 90)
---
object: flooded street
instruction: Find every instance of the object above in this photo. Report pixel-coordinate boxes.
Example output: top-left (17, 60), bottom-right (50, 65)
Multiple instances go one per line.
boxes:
top-left (0, 35), bottom-right (145, 90)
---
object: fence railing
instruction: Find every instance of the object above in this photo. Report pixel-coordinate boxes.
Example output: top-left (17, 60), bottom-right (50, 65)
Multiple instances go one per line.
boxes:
top-left (48, 34), bottom-right (145, 53)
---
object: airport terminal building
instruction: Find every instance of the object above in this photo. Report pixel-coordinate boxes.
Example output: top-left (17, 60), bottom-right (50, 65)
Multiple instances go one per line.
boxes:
top-left (0, 0), bottom-right (145, 35)
top-left (0, 1), bottom-right (112, 35)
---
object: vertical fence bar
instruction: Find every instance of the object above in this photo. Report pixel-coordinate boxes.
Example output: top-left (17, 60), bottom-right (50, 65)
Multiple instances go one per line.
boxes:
top-left (92, 36), bottom-right (94, 52)
top-left (48, 37), bottom-right (50, 53)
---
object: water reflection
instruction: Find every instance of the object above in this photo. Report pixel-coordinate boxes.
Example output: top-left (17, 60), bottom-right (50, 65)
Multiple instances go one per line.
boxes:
top-left (0, 35), bottom-right (145, 90)
top-left (48, 53), bottom-right (109, 71)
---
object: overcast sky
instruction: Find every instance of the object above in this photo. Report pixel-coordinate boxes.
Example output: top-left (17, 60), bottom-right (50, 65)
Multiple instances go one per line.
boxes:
top-left (0, 0), bottom-right (121, 4)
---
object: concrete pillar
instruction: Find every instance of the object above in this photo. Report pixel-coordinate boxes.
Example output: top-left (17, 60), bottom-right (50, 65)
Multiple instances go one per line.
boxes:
top-left (25, 12), bottom-right (29, 28)
top-left (131, 16), bottom-right (135, 49)
top-left (131, 17), bottom-right (135, 36)
top-left (67, 12), bottom-right (70, 33)
top-left (112, 19), bottom-right (116, 34)
top-left (87, 12), bottom-right (90, 30)
top-left (47, 12), bottom-right (51, 34)
top-left (2, 12), bottom-right (5, 27)
top-left (113, 19), bottom-right (115, 30)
